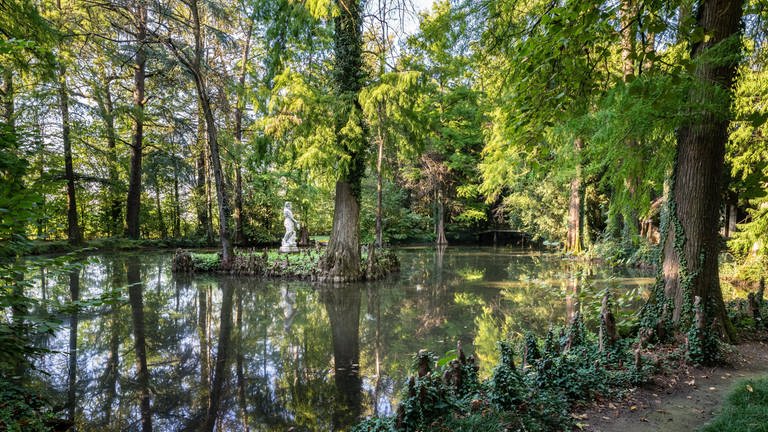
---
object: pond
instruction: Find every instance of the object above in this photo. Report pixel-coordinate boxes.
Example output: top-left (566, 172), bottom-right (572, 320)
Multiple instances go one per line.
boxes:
top-left (30, 247), bottom-right (654, 431)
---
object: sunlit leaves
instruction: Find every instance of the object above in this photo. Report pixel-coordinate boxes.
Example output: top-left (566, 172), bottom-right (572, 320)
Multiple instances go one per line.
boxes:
top-left (301, 0), bottom-right (337, 19)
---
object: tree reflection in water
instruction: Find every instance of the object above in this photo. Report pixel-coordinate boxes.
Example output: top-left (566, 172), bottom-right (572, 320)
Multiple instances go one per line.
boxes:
top-left (32, 248), bottom-right (652, 431)
top-left (320, 284), bottom-right (362, 429)
top-left (127, 256), bottom-right (153, 432)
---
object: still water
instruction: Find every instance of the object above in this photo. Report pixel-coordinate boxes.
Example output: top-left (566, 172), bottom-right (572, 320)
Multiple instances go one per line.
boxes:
top-left (32, 247), bottom-right (653, 431)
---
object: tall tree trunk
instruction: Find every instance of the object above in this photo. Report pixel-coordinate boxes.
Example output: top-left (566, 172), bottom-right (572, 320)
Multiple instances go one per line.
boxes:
top-left (58, 64), bottom-right (81, 244)
top-left (1, 70), bottom-right (12, 127)
top-left (155, 182), bottom-right (166, 239)
top-left (67, 269), bottom-right (80, 424)
top-left (126, 0), bottom-right (147, 239)
top-left (323, 181), bottom-right (362, 281)
top-left (200, 279), bottom-right (234, 432)
top-left (436, 189), bottom-right (448, 245)
top-left (725, 191), bottom-right (738, 237)
top-left (233, 164), bottom-right (244, 244)
top-left (566, 138), bottom-right (583, 253)
top-left (170, 0), bottom-right (233, 262)
top-left (322, 0), bottom-right (366, 281)
top-left (620, 0), bottom-right (641, 239)
top-left (375, 102), bottom-right (385, 248)
top-left (127, 258), bottom-right (153, 432)
top-left (655, 0), bottom-right (742, 350)
top-left (173, 161), bottom-right (181, 237)
top-left (103, 79), bottom-right (123, 237)
top-left (94, 72), bottom-right (123, 237)
top-left (195, 104), bottom-right (212, 241)
top-left (620, 0), bottom-right (636, 81)
top-left (205, 154), bottom-right (215, 242)
top-left (201, 99), bottom-right (234, 263)
top-left (233, 19), bottom-right (253, 245)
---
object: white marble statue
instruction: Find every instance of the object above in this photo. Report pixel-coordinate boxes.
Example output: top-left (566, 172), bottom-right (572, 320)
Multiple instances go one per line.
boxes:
top-left (280, 201), bottom-right (300, 253)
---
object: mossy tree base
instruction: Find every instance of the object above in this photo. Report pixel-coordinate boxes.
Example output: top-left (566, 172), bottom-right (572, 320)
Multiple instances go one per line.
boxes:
top-left (172, 247), bottom-right (399, 281)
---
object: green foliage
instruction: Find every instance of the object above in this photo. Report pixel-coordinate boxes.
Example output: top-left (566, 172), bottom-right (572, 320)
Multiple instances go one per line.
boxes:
top-left (191, 252), bottom-right (222, 272)
top-left (590, 236), bottom-right (660, 267)
top-left (356, 314), bottom-right (650, 432)
top-left (489, 341), bottom-right (525, 409)
top-left (701, 378), bottom-right (768, 432)
top-left (0, 380), bottom-right (55, 432)
top-left (177, 246), bottom-right (398, 281)
top-left (686, 300), bottom-right (724, 365)
top-left (727, 53), bottom-right (768, 282)
top-left (352, 417), bottom-right (395, 432)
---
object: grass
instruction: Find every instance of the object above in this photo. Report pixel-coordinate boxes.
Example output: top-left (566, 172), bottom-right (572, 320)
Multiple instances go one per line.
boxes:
top-left (700, 377), bottom-right (768, 432)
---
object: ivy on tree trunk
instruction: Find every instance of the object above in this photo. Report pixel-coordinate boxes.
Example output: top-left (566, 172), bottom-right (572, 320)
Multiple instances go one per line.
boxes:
top-left (321, 0), bottom-right (366, 282)
top-left (644, 0), bottom-right (743, 362)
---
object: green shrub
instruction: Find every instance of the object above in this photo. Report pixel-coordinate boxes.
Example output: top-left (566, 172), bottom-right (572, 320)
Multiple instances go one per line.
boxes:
top-left (0, 381), bottom-right (56, 432)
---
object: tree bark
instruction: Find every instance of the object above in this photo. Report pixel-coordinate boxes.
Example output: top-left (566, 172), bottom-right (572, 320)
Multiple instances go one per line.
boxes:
top-left (201, 99), bottom-right (234, 262)
top-left (659, 0), bottom-right (743, 343)
top-left (620, 0), bottom-right (636, 81)
top-left (1, 70), bottom-right (13, 128)
top-left (436, 189), bottom-right (448, 245)
top-left (323, 181), bottom-right (362, 281)
top-left (101, 77), bottom-right (123, 237)
top-left (620, 0), bottom-right (641, 239)
top-left (375, 102), bottom-right (385, 248)
top-left (322, 0), bottom-right (366, 281)
top-left (127, 258), bottom-right (153, 432)
top-left (195, 127), bottom-right (213, 242)
top-left (172, 0), bottom-right (234, 262)
top-left (233, 19), bottom-right (253, 245)
top-left (126, 0), bottom-right (147, 240)
top-left (566, 138), bottom-right (583, 253)
top-left (58, 63), bottom-right (81, 243)
top-left (155, 181), bottom-right (166, 238)
top-left (725, 191), bottom-right (738, 237)
top-left (173, 160), bottom-right (181, 237)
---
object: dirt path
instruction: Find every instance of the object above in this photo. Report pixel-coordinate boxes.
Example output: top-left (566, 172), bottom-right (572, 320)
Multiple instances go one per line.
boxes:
top-left (576, 341), bottom-right (768, 432)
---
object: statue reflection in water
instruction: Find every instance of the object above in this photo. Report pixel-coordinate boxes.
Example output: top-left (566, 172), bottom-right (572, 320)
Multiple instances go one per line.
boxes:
top-left (280, 284), bottom-right (298, 332)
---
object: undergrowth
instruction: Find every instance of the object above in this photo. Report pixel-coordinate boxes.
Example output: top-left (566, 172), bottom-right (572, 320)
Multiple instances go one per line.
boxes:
top-left (354, 317), bottom-right (651, 432)
top-left (0, 381), bottom-right (57, 432)
top-left (172, 247), bottom-right (399, 280)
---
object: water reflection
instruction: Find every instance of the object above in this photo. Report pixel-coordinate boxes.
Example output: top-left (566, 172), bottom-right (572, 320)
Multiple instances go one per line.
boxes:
top-left (67, 269), bottom-right (79, 426)
top-left (320, 285), bottom-right (362, 429)
top-left (127, 257), bottom-right (153, 432)
top-left (33, 247), bottom-right (653, 431)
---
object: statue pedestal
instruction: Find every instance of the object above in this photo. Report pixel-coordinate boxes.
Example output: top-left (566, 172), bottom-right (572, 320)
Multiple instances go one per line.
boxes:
top-left (279, 245), bottom-right (299, 253)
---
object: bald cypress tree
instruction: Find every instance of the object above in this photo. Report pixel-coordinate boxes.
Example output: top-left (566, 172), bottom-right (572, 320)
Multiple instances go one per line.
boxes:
top-left (320, 0), bottom-right (367, 281)
top-left (644, 0), bottom-right (743, 363)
